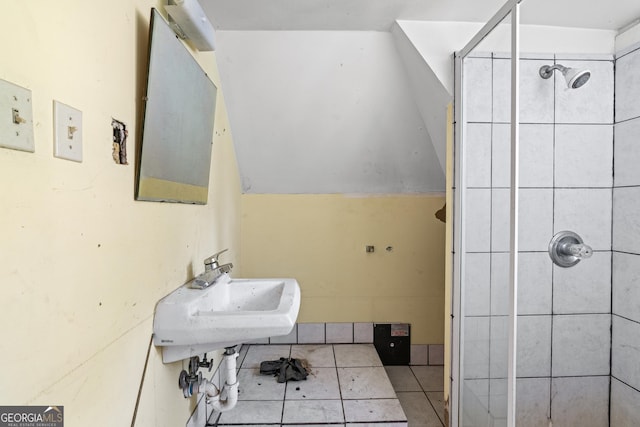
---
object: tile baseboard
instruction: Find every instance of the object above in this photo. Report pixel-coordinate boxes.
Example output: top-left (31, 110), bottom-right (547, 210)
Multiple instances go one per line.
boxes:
top-left (245, 322), bottom-right (443, 366)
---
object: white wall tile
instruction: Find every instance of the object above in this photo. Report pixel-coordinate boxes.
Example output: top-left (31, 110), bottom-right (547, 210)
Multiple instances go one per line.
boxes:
top-left (466, 123), bottom-right (492, 188)
top-left (493, 189), bottom-right (553, 252)
top-left (556, 53), bottom-right (613, 61)
top-left (409, 345), bottom-right (428, 365)
top-left (462, 379), bottom-right (490, 426)
top-left (464, 253), bottom-right (491, 316)
top-left (612, 315), bottom-right (640, 391)
top-left (492, 58), bottom-right (510, 123)
top-left (326, 323), bottom-right (353, 343)
top-left (551, 376), bottom-right (610, 427)
top-left (492, 124), bottom-right (554, 188)
top-left (614, 118), bottom-right (640, 187)
top-left (466, 189), bottom-right (491, 252)
top-left (488, 378), bottom-right (507, 422)
top-left (518, 253), bottom-right (553, 315)
top-left (555, 60), bottom-right (614, 124)
top-left (554, 189), bottom-right (612, 251)
top-left (491, 123), bottom-right (510, 188)
top-left (491, 252), bottom-right (552, 316)
top-left (517, 315), bottom-right (551, 378)
top-left (613, 187), bottom-right (640, 253)
top-left (464, 57), bottom-right (492, 123)
top-left (489, 316), bottom-right (508, 379)
top-left (270, 324), bottom-right (297, 344)
top-left (519, 124), bottom-right (554, 187)
top-left (489, 315), bottom-right (551, 379)
top-left (489, 189), bottom-right (508, 251)
top-left (615, 49), bottom-right (640, 122)
top-left (516, 378), bottom-right (550, 427)
top-left (611, 377), bottom-right (640, 427)
top-left (298, 323), bottom-right (325, 344)
top-left (555, 124), bottom-right (613, 188)
top-left (552, 314), bottom-right (611, 376)
top-left (493, 59), bottom-right (555, 124)
top-left (464, 316), bottom-right (490, 379)
top-left (553, 251), bottom-right (611, 314)
top-left (428, 344), bottom-right (444, 365)
top-left (613, 252), bottom-right (640, 324)
top-left (490, 253), bottom-right (509, 316)
top-left (519, 188), bottom-right (554, 251)
top-left (354, 322), bottom-right (373, 343)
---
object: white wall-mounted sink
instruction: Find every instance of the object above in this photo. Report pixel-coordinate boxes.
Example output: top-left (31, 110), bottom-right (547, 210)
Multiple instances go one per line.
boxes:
top-left (153, 274), bottom-right (301, 363)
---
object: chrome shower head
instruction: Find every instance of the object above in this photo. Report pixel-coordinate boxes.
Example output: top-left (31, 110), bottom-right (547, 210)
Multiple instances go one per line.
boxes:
top-left (539, 64), bottom-right (591, 89)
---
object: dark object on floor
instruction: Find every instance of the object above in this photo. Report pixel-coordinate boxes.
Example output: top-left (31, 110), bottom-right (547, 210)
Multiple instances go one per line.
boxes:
top-left (260, 358), bottom-right (309, 383)
top-left (374, 323), bottom-right (411, 365)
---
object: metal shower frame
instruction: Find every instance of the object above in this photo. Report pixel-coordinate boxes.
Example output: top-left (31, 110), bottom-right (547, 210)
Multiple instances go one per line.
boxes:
top-left (452, 0), bottom-right (524, 425)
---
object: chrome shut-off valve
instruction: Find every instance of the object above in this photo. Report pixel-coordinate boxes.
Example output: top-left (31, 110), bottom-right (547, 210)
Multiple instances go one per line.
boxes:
top-left (548, 231), bottom-right (593, 268)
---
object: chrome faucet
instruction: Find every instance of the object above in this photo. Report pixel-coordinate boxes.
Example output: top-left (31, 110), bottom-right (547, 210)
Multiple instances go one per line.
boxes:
top-left (190, 249), bottom-right (234, 289)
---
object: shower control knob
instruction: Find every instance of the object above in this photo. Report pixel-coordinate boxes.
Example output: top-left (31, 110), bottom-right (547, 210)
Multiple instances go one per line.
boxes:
top-left (549, 231), bottom-right (592, 268)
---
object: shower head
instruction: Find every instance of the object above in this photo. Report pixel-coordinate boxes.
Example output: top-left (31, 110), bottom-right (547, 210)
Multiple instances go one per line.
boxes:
top-left (539, 64), bottom-right (591, 89)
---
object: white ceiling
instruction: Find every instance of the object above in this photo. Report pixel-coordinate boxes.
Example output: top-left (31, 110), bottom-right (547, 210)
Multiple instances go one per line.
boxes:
top-left (198, 0), bottom-right (640, 194)
top-left (202, 0), bottom-right (640, 32)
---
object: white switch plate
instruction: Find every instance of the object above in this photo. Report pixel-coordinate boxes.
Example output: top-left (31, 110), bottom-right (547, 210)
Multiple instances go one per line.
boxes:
top-left (53, 100), bottom-right (82, 162)
top-left (0, 79), bottom-right (35, 152)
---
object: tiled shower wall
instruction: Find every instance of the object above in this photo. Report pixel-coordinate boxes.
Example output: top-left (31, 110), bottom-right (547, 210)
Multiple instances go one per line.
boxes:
top-left (461, 53), bottom-right (613, 425)
top-left (611, 42), bottom-right (640, 426)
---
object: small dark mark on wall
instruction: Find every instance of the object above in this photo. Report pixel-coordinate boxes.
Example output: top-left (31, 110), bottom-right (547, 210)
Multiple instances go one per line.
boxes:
top-left (111, 118), bottom-right (128, 165)
top-left (435, 204), bottom-right (446, 223)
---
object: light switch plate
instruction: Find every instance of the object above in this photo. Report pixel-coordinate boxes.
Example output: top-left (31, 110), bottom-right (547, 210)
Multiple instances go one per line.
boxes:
top-left (53, 100), bottom-right (82, 162)
top-left (0, 79), bottom-right (35, 152)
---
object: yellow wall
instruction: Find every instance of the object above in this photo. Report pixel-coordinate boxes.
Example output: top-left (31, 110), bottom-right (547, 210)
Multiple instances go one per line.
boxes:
top-left (240, 194), bottom-right (446, 344)
top-left (0, 2), bottom-right (241, 426)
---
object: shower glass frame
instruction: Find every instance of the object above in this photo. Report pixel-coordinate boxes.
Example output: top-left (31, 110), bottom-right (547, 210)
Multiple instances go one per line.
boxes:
top-left (452, 0), bottom-right (523, 425)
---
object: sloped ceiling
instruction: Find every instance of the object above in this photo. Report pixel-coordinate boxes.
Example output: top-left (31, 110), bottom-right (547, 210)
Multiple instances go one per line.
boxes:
top-left (214, 30), bottom-right (447, 194)
top-left (200, 0), bottom-right (640, 194)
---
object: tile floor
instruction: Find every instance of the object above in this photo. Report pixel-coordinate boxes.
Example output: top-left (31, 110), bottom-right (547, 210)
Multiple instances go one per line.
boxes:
top-left (208, 344), bottom-right (445, 427)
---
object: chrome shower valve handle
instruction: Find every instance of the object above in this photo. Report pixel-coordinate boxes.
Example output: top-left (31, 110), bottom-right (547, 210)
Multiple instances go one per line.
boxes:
top-left (549, 231), bottom-right (593, 268)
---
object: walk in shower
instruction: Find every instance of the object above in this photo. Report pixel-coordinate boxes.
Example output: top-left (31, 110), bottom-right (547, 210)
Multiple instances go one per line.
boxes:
top-left (452, 0), bottom-right (640, 425)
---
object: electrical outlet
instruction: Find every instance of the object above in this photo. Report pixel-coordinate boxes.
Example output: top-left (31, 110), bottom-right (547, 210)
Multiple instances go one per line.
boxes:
top-left (53, 100), bottom-right (82, 162)
top-left (0, 79), bottom-right (35, 152)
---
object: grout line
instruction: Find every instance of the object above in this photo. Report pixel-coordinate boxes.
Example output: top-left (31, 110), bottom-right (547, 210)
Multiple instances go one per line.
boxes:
top-left (424, 391), bottom-right (446, 427)
top-left (333, 344), bottom-right (347, 425)
top-left (615, 115), bottom-right (640, 124)
top-left (612, 313), bottom-right (640, 327)
top-left (611, 375), bottom-right (640, 394)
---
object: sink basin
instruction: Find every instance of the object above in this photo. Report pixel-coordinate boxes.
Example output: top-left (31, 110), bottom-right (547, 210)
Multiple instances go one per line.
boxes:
top-left (153, 274), bottom-right (301, 363)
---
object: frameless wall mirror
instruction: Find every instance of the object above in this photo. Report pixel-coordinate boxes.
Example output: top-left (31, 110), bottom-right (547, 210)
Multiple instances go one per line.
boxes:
top-left (136, 8), bottom-right (217, 204)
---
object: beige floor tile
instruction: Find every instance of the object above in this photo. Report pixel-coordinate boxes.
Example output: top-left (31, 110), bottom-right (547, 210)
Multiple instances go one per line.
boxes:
top-left (385, 366), bottom-right (422, 392)
top-left (397, 392), bottom-right (444, 426)
top-left (338, 367), bottom-right (396, 399)
top-left (334, 344), bottom-right (383, 367)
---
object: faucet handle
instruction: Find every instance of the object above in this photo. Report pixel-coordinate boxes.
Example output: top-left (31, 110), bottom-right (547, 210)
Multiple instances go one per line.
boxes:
top-left (204, 249), bottom-right (228, 269)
